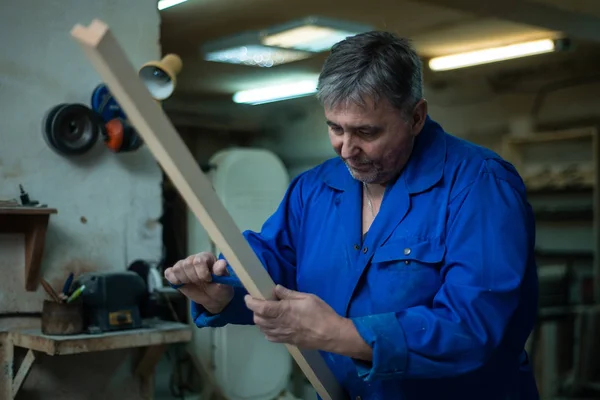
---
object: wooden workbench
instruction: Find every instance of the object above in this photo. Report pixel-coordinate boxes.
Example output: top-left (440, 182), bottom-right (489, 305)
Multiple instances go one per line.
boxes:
top-left (0, 319), bottom-right (192, 399)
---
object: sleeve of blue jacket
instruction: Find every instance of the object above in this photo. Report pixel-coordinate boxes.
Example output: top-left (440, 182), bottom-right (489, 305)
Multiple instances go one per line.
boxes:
top-left (190, 173), bottom-right (305, 328)
top-left (350, 159), bottom-right (537, 381)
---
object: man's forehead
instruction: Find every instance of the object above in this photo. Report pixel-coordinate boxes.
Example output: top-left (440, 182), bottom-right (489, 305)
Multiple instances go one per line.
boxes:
top-left (324, 99), bottom-right (394, 123)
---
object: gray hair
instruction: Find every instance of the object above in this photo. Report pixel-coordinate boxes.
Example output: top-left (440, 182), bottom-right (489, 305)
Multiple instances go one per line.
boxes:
top-left (316, 31), bottom-right (423, 114)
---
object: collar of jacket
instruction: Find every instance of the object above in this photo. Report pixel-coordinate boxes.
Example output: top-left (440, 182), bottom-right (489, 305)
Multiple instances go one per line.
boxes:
top-left (323, 115), bottom-right (447, 194)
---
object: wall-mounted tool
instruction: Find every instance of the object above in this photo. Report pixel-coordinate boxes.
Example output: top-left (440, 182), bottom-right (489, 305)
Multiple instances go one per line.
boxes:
top-left (91, 83), bottom-right (143, 153)
top-left (42, 103), bottom-right (104, 156)
top-left (90, 55), bottom-right (182, 153)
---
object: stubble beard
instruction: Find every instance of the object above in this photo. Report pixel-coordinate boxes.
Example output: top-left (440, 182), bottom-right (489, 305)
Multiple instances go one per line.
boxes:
top-left (344, 161), bottom-right (381, 184)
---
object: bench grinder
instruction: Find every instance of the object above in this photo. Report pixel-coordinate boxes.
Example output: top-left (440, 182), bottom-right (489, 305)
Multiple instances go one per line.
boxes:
top-left (71, 271), bottom-right (147, 333)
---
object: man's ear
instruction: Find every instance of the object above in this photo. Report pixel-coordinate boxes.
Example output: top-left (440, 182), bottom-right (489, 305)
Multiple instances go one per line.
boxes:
top-left (410, 99), bottom-right (428, 137)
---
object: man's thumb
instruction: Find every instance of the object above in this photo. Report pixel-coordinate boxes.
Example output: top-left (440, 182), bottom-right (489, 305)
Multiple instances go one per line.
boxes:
top-left (274, 284), bottom-right (303, 300)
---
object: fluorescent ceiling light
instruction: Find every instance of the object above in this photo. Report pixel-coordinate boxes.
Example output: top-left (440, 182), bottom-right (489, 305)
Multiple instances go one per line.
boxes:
top-left (261, 17), bottom-right (372, 52)
top-left (200, 17), bottom-right (373, 67)
top-left (233, 78), bottom-right (318, 105)
top-left (202, 32), bottom-right (312, 67)
top-left (429, 39), bottom-right (556, 71)
top-left (205, 45), bottom-right (312, 68)
top-left (158, 0), bottom-right (187, 10)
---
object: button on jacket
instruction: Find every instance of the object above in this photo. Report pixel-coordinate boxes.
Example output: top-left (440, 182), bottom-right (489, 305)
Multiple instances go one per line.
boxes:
top-left (191, 116), bottom-right (540, 400)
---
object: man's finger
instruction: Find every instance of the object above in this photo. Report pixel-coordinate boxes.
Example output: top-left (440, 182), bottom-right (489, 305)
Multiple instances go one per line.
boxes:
top-left (244, 295), bottom-right (265, 313)
top-left (264, 334), bottom-right (284, 344)
top-left (244, 296), bottom-right (282, 318)
top-left (193, 259), bottom-right (211, 282)
top-left (189, 253), bottom-right (211, 282)
top-left (172, 264), bottom-right (191, 284)
top-left (193, 252), bottom-right (215, 266)
top-left (164, 266), bottom-right (180, 285)
top-left (253, 314), bottom-right (277, 329)
top-left (274, 284), bottom-right (305, 300)
top-left (213, 259), bottom-right (229, 276)
top-left (183, 257), bottom-right (201, 283)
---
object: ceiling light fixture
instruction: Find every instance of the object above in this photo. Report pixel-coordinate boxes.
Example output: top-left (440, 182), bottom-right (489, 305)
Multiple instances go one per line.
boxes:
top-left (158, 0), bottom-right (187, 11)
top-left (428, 38), bottom-right (557, 71)
top-left (233, 77), bottom-right (319, 105)
top-left (261, 16), bottom-right (373, 53)
top-left (201, 17), bottom-right (373, 67)
top-left (202, 32), bottom-right (313, 68)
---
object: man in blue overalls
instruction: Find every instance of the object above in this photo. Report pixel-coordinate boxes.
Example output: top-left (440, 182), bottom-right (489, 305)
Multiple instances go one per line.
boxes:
top-left (166, 31), bottom-right (540, 400)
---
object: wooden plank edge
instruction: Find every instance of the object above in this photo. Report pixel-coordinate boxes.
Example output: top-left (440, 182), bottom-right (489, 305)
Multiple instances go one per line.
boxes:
top-left (69, 19), bottom-right (344, 400)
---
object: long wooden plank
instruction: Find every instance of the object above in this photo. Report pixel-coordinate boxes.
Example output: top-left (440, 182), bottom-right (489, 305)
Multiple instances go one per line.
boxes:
top-left (69, 19), bottom-right (343, 400)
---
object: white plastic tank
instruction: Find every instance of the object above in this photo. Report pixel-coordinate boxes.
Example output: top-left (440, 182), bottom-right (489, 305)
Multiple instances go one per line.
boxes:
top-left (199, 147), bottom-right (293, 400)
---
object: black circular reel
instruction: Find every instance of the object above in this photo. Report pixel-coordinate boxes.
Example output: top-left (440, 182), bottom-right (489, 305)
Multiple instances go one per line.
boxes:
top-left (43, 103), bottom-right (103, 156)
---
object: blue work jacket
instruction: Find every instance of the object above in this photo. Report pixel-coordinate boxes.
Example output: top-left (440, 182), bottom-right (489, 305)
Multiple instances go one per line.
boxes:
top-left (191, 116), bottom-right (540, 400)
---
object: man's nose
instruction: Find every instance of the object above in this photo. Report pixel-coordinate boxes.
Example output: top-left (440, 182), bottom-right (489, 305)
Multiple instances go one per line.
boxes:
top-left (340, 134), bottom-right (358, 159)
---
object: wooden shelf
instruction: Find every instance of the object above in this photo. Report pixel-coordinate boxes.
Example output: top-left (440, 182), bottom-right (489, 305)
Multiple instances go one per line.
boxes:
top-left (504, 128), bottom-right (595, 146)
top-left (0, 207), bottom-right (57, 216)
top-left (0, 207), bottom-right (57, 291)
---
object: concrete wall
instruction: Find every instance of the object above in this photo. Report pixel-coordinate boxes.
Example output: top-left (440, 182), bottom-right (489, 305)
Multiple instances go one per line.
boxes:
top-left (0, 0), bottom-right (169, 398)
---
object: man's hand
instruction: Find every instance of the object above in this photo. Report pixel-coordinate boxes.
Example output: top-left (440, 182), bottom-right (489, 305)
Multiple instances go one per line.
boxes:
top-left (165, 252), bottom-right (234, 314)
top-left (244, 285), bottom-right (348, 351)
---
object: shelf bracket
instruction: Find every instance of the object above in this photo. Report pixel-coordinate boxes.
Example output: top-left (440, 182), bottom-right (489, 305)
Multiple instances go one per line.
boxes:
top-left (0, 208), bottom-right (57, 291)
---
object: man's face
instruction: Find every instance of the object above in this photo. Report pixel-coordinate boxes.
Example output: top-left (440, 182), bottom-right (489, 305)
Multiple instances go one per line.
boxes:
top-left (325, 97), bottom-right (426, 185)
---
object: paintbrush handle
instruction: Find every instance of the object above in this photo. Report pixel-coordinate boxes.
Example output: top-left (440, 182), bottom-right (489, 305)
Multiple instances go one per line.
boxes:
top-left (40, 278), bottom-right (61, 302)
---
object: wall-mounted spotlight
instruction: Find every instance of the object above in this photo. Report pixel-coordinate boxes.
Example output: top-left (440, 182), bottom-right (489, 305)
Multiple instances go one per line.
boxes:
top-left (139, 54), bottom-right (183, 100)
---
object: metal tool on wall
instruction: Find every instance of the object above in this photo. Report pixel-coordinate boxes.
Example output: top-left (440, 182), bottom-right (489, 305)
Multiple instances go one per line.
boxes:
top-left (42, 102), bottom-right (104, 156)
top-left (91, 83), bottom-right (143, 153)
top-left (90, 53), bottom-right (183, 153)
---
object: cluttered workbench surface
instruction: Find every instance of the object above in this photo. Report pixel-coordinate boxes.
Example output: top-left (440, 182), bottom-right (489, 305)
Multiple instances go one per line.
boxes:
top-left (2, 319), bottom-right (192, 399)
top-left (9, 318), bottom-right (191, 355)
top-left (2, 267), bottom-right (194, 399)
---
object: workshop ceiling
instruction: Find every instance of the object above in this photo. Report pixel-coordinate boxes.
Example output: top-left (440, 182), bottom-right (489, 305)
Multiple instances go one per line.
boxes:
top-left (159, 0), bottom-right (600, 129)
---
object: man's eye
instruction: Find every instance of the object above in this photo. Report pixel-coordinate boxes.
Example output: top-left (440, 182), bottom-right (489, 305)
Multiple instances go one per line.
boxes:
top-left (329, 126), bottom-right (343, 134)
